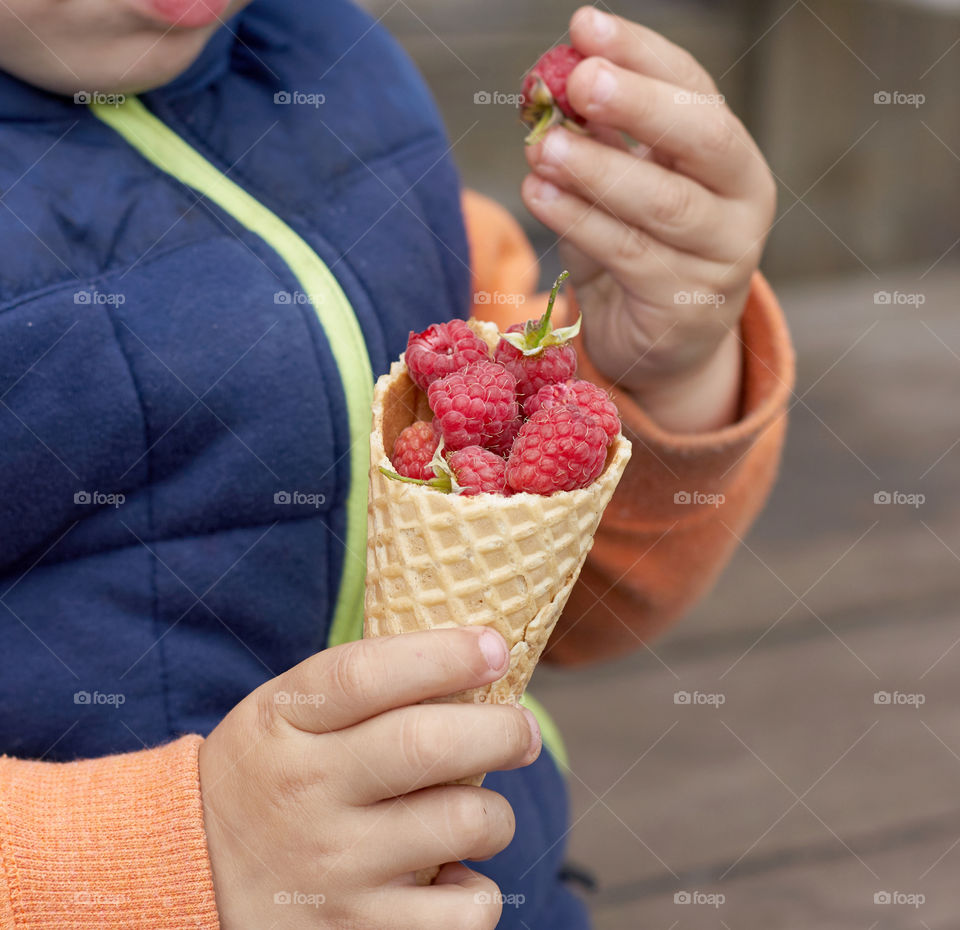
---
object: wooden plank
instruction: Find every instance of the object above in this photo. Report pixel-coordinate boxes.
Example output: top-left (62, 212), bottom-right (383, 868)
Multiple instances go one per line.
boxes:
top-left (533, 609), bottom-right (960, 890)
top-left (590, 827), bottom-right (960, 929)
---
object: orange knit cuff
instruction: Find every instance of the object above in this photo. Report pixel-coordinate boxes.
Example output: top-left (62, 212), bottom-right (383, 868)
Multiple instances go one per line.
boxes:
top-left (0, 734), bottom-right (219, 930)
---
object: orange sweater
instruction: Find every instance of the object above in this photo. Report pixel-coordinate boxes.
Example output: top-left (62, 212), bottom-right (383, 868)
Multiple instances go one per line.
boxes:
top-left (0, 192), bottom-right (794, 929)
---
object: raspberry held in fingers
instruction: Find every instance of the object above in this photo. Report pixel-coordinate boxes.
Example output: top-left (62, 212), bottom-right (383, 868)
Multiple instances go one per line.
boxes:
top-left (520, 45), bottom-right (587, 145)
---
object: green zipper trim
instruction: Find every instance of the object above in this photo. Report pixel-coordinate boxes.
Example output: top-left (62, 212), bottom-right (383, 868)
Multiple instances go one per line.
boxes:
top-left (91, 97), bottom-right (370, 648)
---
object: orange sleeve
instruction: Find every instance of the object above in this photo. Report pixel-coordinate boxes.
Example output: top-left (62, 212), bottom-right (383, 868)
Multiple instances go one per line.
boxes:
top-left (0, 735), bottom-right (220, 929)
top-left (462, 190), bottom-right (795, 665)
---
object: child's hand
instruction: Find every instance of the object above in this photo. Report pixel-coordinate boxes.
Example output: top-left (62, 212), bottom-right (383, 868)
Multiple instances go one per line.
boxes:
top-left (199, 628), bottom-right (539, 930)
top-left (522, 7), bottom-right (778, 433)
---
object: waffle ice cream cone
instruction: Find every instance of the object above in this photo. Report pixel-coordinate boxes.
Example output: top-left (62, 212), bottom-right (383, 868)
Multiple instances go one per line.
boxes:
top-left (363, 320), bottom-right (631, 883)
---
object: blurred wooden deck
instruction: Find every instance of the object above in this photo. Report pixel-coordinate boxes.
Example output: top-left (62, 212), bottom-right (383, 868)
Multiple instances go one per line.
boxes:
top-left (532, 265), bottom-right (960, 928)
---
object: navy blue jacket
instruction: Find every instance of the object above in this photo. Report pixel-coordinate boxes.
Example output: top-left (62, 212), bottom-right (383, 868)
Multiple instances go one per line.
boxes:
top-left (0, 0), bottom-right (588, 926)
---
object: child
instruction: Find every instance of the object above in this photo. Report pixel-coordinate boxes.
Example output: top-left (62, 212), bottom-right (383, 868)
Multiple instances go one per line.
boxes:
top-left (0, 1), bottom-right (793, 928)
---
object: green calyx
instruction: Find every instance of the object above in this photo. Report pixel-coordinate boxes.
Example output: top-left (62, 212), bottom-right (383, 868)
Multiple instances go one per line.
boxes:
top-left (521, 77), bottom-right (589, 146)
top-left (499, 270), bottom-right (581, 356)
top-left (379, 442), bottom-right (464, 494)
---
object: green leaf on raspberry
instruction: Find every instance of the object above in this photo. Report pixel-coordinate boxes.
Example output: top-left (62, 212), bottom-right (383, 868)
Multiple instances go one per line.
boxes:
top-left (499, 270), bottom-right (582, 356)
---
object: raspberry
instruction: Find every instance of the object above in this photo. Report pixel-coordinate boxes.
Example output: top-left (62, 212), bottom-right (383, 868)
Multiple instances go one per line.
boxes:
top-left (391, 420), bottom-right (439, 479)
top-left (448, 446), bottom-right (508, 496)
top-left (506, 405), bottom-right (608, 495)
top-left (405, 319), bottom-right (491, 392)
top-left (520, 45), bottom-right (587, 144)
top-left (525, 380), bottom-right (620, 443)
top-left (495, 334), bottom-right (577, 403)
top-left (486, 415), bottom-right (522, 457)
top-left (494, 271), bottom-right (579, 403)
top-left (428, 361), bottom-right (520, 452)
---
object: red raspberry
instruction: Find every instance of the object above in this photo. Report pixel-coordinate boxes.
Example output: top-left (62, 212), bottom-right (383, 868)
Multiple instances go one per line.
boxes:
top-left (506, 406), bottom-right (608, 495)
top-left (525, 380), bottom-right (621, 443)
top-left (405, 319), bottom-right (491, 392)
top-left (448, 446), bottom-right (508, 496)
top-left (391, 420), bottom-right (439, 479)
top-left (495, 332), bottom-right (577, 403)
top-left (486, 415), bottom-right (522, 457)
top-left (428, 361), bottom-right (520, 452)
top-left (520, 45), bottom-right (587, 144)
top-left (494, 270), bottom-right (579, 403)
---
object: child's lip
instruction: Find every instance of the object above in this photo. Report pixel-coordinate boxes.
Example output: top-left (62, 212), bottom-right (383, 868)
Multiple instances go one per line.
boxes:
top-left (133, 0), bottom-right (231, 28)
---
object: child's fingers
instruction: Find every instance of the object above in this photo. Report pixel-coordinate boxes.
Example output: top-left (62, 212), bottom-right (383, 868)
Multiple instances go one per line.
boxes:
top-left (432, 860), bottom-right (490, 886)
top-left (521, 173), bottom-right (715, 300)
top-left (336, 703), bottom-right (540, 804)
top-left (566, 57), bottom-right (765, 198)
top-left (359, 785), bottom-right (516, 878)
top-left (526, 128), bottom-right (733, 260)
top-left (366, 866), bottom-right (503, 930)
top-left (270, 628), bottom-right (509, 735)
top-left (570, 6), bottom-right (718, 96)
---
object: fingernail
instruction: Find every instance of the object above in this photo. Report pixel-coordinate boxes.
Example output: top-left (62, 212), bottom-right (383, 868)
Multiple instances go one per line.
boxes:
top-left (521, 707), bottom-right (542, 759)
top-left (541, 129), bottom-right (570, 165)
top-left (589, 8), bottom-right (615, 40)
top-left (479, 630), bottom-right (508, 670)
top-left (530, 177), bottom-right (560, 203)
top-left (591, 65), bottom-right (617, 106)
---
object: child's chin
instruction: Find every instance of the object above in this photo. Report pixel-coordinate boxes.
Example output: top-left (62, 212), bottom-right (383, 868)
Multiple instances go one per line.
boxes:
top-left (104, 36), bottom-right (218, 95)
top-left (32, 29), bottom-right (220, 98)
